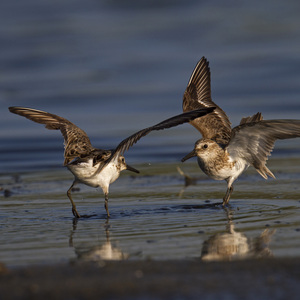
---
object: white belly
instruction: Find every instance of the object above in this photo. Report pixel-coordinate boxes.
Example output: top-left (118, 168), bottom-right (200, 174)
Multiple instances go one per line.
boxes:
top-left (197, 156), bottom-right (249, 181)
top-left (67, 159), bottom-right (121, 192)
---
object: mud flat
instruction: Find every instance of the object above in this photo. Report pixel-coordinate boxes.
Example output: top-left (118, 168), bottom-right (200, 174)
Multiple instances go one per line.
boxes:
top-left (1, 258), bottom-right (300, 300)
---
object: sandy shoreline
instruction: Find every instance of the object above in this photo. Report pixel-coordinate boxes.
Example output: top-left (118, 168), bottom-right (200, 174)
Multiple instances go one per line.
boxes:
top-left (1, 258), bottom-right (300, 299)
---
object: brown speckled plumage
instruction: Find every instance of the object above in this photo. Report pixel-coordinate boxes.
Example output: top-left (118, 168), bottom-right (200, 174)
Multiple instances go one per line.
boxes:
top-left (182, 57), bottom-right (300, 205)
top-left (183, 57), bottom-right (232, 145)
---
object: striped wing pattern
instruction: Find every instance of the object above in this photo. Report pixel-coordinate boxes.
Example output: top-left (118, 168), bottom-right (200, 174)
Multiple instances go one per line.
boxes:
top-left (9, 107), bottom-right (94, 165)
top-left (183, 57), bottom-right (232, 145)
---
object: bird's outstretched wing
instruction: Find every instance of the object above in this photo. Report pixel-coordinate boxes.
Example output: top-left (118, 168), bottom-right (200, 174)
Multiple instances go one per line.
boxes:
top-left (100, 107), bottom-right (215, 170)
top-left (228, 119), bottom-right (300, 179)
top-left (9, 107), bottom-right (94, 165)
top-left (183, 57), bottom-right (232, 145)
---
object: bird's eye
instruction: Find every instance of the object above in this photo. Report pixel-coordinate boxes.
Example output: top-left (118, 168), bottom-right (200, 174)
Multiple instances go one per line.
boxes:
top-left (203, 144), bottom-right (208, 149)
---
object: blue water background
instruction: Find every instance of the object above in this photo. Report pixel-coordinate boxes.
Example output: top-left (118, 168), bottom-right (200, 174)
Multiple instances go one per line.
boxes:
top-left (1, 0), bottom-right (300, 172)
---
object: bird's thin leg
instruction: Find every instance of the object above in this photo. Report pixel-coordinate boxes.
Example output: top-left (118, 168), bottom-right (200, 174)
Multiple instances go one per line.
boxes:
top-left (104, 193), bottom-right (110, 218)
top-left (67, 181), bottom-right (81, 218)
top-left (222, 185), bottom-right (233, 206)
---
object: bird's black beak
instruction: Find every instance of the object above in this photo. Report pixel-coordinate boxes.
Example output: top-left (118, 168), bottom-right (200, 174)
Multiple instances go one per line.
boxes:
top-left (181, 150), bottom-right (196, 162)
top-left (126, 164), bottom-right (140, 174)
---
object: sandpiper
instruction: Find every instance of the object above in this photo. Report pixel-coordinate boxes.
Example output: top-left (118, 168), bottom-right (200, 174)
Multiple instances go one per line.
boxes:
top-left (181, 57), bottom-right (300, 205)
top-left (9, 106), bottom-right (214, 218)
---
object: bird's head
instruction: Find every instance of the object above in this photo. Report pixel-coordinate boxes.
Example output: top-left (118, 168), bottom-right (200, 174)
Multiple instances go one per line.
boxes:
top-left (119, 155), bottom-right (140, 173)
top-left (181, 139), bottom-right (220, 162)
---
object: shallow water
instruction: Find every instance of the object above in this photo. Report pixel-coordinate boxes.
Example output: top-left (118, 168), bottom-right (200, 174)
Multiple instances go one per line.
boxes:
top-left (1, 0), bottom-right (300, 267)
top-left (1, 158), bottom-right (300, 267)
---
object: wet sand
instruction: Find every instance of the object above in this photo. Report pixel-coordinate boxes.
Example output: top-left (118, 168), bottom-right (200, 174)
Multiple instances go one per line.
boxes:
top-left (1, 258), bottom-right (300, 300)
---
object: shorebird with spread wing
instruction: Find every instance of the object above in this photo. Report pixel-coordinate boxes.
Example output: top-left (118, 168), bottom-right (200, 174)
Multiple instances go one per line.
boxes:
top-left (9, 106), bottom-right (214, 218)
top-left (181, 57), bottom-right (300, 205)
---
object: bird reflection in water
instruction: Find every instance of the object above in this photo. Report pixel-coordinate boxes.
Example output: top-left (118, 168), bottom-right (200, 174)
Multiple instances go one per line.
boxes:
top-left (201, 209), bottom-right (275, 261)
top-left (177, 166), bottom-right (210, 199)
top-left (69, 219), bottom-right (128, 264)
top-left (177, 168), bottom-right (275, 260)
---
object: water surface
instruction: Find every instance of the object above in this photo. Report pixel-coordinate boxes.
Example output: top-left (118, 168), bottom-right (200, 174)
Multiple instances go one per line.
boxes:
top-left (1, 0), bottom-right (300, 267)
top-left (1, 159), bottom-right (300, 267)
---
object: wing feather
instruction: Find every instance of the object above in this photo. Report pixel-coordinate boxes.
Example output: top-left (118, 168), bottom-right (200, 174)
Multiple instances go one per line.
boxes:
top-left (228, 119), bottom-right (300, 178)
top-left (99, 107), bottom-right (215, 171)
top-left (183, 57), bottom-right (232, 145)
top-left (10, 106), bottom-right (215, 171)
top-left (9, 107), bottom-right (94, 165)
top-left (239, 112), bottom-right (263, 125)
